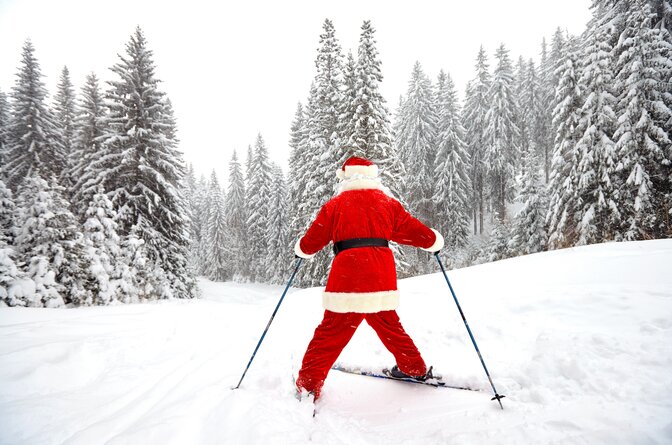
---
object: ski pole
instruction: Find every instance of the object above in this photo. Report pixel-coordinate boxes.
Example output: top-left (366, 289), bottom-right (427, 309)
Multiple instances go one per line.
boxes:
top-left (233, 257), bottom-right (304, 390)
top-left (434, 253), bottom-right (505, 409)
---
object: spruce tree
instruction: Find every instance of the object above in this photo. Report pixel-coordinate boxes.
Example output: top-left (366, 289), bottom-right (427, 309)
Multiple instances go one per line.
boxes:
top-left (204, 171), bottom-right (230, 281)
top-left (574, 20), bottom-right (620, 245)
top-left (82, 188), bottom-right (122, 304)
top-left (14, 175), bottom-right (89, 307)
top-left (463, 46), bottom-right (491, 234)
top-left (395, 61), bottom-right (438, 225)
top-left (613, 0), bottom-right (672, 239)
top-left (92, 27), bottom-right (195, 298)
top-left (509, 148), bottom-right (548, 256)
top-left (53, 66), bottom-right (76, 189)
top-left (226, 150), bottom-right (247, 280)
top-left (267, 164), bottom-right (290, 284)
top-left (337, 51), bottom-right (357, 155)
top-left (348, 20), bottom-right (406, 201)
top-left (3, 40), bottom-right (65, 191)
top-left (0, 179), bottom-right (15, 246)
top-left (245, 134), bottom-right (273, 282)
top-left (69, 73), bottom-right (107, 219)
top-left (433, 71), bottom-right (471, 249)
top-left (538, 38), bottom-right (554, 183)
top-left (287, 102), bottom-right (308, 247)
top-left (484, 43), bottom-right (520, 221)
top-left (546, 36), bottom-right (584, 249)
top-left (0, 89), bottom-right (9, 167)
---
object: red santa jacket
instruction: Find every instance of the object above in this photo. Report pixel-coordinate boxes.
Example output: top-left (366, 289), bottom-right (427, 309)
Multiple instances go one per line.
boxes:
top-left (294, 177), bottom-right (444, 313)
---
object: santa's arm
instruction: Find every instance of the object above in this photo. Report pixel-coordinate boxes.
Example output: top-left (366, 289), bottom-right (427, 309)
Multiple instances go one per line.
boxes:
top-left (390, 201), bottom-right (444, 252)
top-left (294, 203), bottom-right (334, 259)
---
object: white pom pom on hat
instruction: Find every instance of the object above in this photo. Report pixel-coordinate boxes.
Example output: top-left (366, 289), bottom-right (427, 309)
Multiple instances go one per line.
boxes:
top-left (336, 156), bottom-right (379, 180)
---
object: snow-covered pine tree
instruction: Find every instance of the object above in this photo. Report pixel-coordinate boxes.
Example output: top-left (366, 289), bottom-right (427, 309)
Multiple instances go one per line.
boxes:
top-left (287, 102), bottom-right (308, 248)
top-left (0, 179), bottom-right (15, 246)
top-left (337, 51), bottom-right (357, 159)
top-left (574, 18), bottom-right (621, 245)
top-left (463, 46), bottom-right (491, 234)
top-left (509, 147), bottom-right (548, 256)
top-left (226, 150), bottom-right (247, 280)
top-left (484, 43), bottom-right (520, 221)
top-left (538, 38), bottom-right (555, 183)
top-left (245, 134), bottom-right (274, 282)
top-left (613, 0), bottom-right (672, 239)
top-left (267, 164), bottom-right (290, 284)
top-left (433, 71), bottom-right (471, 250)
top-left (348, 21), bottom-right (406, 201)
top-left (546, 36), bottom-right (584, 249)
top-left (14, 175), bottom-right (91, 307)
top-left (523, 60), bottom-right (544, 166)
top-left (0, 178), bottom-right (21, 307)
top-left (0, 88), bottom-right (9, 167)
top-left (514, 56), bottom-right (532, 157)
top-left (485, 213), bottom-right (512, 262)
top-left (3, 40), bottom-right (65, 192)
top-left (82, 188), bottom-right (122, 304)
top-left (183, 163), bottom-right (198, 271)
top-left (92, 27), bottom-right (195, 298)
top-left (204, 171), bottom-right (231, 282)
top-left (117, 225), bottom-right (151, 303)
top-left (394, 61), bottom-right (438, 226)
top-left (69, 73), bottom-right (107, 220)
top-left (53, 66), bottom-right (76, 190)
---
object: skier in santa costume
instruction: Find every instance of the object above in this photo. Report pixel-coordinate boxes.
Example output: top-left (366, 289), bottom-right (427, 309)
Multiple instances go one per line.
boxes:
top-left (294, 156), bottom-right (444, 400)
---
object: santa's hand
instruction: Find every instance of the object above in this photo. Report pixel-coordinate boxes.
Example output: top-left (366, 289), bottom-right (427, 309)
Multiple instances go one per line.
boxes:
top-left (421, 229), bottom-right (444, 253)
top-left (294, 238), bottom-right (316, 259)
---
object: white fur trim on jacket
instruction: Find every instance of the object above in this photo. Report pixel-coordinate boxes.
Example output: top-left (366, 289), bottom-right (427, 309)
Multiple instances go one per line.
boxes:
top-left (420, 228), bottom-right (444, 253)
top-left (322, 290), bottom-right (400, 313)
top-left (336, 164), bottom-right (378, 179)
top-left (294, 238), bottom-right (316, 259)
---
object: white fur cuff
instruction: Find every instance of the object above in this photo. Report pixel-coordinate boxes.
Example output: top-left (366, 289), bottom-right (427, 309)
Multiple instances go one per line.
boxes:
top-left (294, 238), bottom-right (316, 259)
top-left (421, 228), bottom-right (444, 253)
top-left (322, 290), bottom-right (400, 313)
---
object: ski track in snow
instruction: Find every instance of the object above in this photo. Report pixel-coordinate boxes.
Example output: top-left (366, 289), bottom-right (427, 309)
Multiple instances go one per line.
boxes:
top-left (1, 240), bottom-right (672, 444)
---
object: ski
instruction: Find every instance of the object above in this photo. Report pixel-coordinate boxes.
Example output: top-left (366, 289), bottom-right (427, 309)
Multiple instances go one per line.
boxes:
top-left (331, 363), bottom-right (479, 392)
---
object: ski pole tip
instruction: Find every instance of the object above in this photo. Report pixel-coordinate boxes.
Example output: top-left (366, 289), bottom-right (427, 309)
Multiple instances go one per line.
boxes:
top-left (491, 394), bottom-right (505, 409)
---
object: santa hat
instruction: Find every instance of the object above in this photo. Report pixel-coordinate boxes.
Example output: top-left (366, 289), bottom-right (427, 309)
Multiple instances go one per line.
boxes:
top-left (336, 156), bottom-right (379, 180)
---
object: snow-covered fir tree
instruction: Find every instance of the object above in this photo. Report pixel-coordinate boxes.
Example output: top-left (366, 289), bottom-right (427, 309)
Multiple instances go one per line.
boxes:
top-left (53, 66), bottom-right (76, 189)
top-left (0, 178), bottom-right (21, 307)
top-left (485, 213), bottom-right (512, 262)
top-left (348, 21), bottom-right (406, 201)
top-left (509, 148), bottom-right (548, 256)
top-left (484, 43), bottom-right (520, 221)
top-left (394, 61), bottom-right (438, 226)
top-left (433, 71), bottom-right (471, 249)
top-left (337, 51), bottom-right (357, 154)
top-left (245, 134), bottom-right (274, 282)
top-left (226, 150), bottom-right (247, 280)
top-left (287, 102), bottom-right (308, 247)
top-left (90, 27), bottom-right (195, 298)
top-left (514, 56), bottom-right (531, 158)
top-left (463, 46), bottom-right (491, 234)
top-left (3, 40), bottom-right (65, 191)
top-left (574, 18), bottom-right (620, 245)
top-left (117, 225), bottom-right (151, 303)
top-left (204, 171), bottom-right (231, 282)
top-left (538, 38), bottom-right (555, 183)
top-left (547, 36), bottom-right (584, 249)
top-left (522, 60), bottom-right (544, 166)
top-left (69, 73), bottom-right (107, 219)
top-left (267, 164), bottom-right (290, 284)
top-left (14, 175), bottom-right (91, 307)
top-left (0, 88), bottom-right (9, 167)
top-left (82, 188), bottom-right (122, 304)
top-left (613, 0), bottom-right (672, 239)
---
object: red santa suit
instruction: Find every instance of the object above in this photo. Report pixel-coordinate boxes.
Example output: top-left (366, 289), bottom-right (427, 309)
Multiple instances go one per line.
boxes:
top-left (294, 157), bottom-right (444, 399)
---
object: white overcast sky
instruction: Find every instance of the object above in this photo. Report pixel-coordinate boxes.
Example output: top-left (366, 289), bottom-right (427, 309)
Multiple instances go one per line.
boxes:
top-left (0, 0), bottom-right (591, 184)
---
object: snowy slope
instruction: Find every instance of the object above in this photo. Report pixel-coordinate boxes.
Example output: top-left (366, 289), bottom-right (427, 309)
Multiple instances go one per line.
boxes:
top-left (1, 240), bottom-right (671, 444)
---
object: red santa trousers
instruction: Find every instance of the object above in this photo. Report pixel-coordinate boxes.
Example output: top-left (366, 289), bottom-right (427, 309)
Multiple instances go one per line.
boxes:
top-left (295, 310), bottom-right (427, 398)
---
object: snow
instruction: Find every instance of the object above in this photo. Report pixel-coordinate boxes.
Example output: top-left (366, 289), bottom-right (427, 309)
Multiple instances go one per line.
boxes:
top-left (1, 240), bottom-right (671, 444)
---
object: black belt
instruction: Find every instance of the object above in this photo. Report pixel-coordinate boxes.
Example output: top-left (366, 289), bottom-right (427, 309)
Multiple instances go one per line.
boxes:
top-left (333, 238), bottom-right (389, 256)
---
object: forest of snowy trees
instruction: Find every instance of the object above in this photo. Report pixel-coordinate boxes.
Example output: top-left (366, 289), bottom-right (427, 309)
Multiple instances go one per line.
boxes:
top-left (1, 0), bottom-right (671, 306)
top-left (0, 28), bottom-right (196, 307)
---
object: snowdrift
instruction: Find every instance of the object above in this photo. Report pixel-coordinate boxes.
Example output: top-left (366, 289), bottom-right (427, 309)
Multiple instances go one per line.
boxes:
top-left (1, 240), bottom-right (671, 444)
